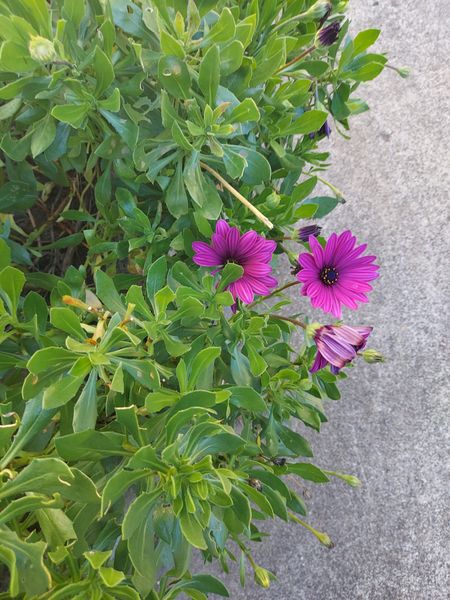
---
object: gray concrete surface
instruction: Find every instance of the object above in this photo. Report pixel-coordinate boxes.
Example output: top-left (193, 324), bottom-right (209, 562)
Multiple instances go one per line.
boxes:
top-left (208, 2), bottom-right (450, 598)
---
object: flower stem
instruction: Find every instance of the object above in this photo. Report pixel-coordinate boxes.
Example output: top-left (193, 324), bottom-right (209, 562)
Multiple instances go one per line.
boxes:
top-left (316, 175), bottom-right (346, 202)
top-left (288, 511), bottom-right (334, 548)
top-left (275, 46), bottom-right (315, 74)
top-left (248, 280), bottom-right (300, 308)
top-left (200, 161), bottom-right (274, 230)
top-left (268, 314), bottom-right (306, 329)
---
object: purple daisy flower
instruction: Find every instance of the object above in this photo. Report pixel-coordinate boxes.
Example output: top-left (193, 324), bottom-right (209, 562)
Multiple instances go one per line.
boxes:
top-left (192, 220), bottom-right (278, 304)
top-left (311, 324), bottom-right (372, 374)
top-left (297, 231), bottom-right (379, 318)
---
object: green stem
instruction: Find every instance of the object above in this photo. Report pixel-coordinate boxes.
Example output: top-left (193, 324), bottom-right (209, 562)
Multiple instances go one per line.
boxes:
top-left (288, 511), bottom-right (334, 547)
top-left (248, 280), bottom-right (300, 308)
top-left (315, 175), bottom-right (346, 202)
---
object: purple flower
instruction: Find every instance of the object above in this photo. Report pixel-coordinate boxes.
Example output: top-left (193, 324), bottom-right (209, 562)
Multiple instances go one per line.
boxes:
top-left (316, 21), bottom-right (340, 47)
top-left (311, 324), bottom-right (372, 374)
top-left (192, 220), bottom-right (278, 304)
top-left (297, 231), bottom-right (379, 318)
top-left (309, 120), bottom-right (331, 139)
top-left (298, 224), bottom-right (322, 242)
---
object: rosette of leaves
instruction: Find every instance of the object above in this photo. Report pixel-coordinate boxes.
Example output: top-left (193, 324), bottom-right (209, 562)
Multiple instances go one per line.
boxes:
top-left (0, 0), bottom-right (388, 598)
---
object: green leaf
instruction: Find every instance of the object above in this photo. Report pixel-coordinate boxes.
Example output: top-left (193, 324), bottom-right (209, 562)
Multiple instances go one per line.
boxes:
top-left (0, 530), bottom-right (51, 597)
top-left (228, 98), bottom-right (260, 123)
top-left (206, 7), bottom-right (235, 44)
top-left (98, 567), bottom-right (126, 588)
top-left (31, 114), bottom-right (56, 158)
top-left (220, 40), bottom-right (244, 76)
top-left (0, 239), bottom-right (11, 269)
top-left (353, 29), bottom-right (381, 55)
top-left (43, 374), bottom-right (85, 409)
top-left (101, 469), bottom-right (148, 515)
top-left (94, 46), bottom-right (115, 97)
top-left (0, 181), bottom-right (37, 212)
top-left (198, 45), bottom-right (220, 106)
top-left (0, 266), bottom-right (25, 316)
top-left (0, 97), bottom-right (21, 121)
top-left (188, 347), bottom-right (221, 390)
top-left (222, 145), bottom-right (271, 184)
top-left (286, 463), bottom-right (330, 483)
top-left (222, 145), bottom-right (247, 179)
top-left (100, 110), bottom-right (139, 148)
top-left (277, 424), bottom-right (313, 457)
top-left (84, 550), bottom-right (112, 570)
top-left (50, 307), bottom-right (85, 340)
top-left (94, 270), bottom-right (125, 314)
top-left (146, 256), bottom-right (167, 307)
top-left (73, 370), bottom-right (98, 432)
top-left (51, 103), bottom-right (90, 128)
top-left (55, 431), bottom-right (128, 461)
top-left (301, 196), bottom-right (339, 218)
top-left (27, 347), bottom-right (76, 375)
top-left (180, 509), bottom-right (207, 549)
top-left (229, 387), bottom-right (266, 412)
top-left (0, 458), bottom-right (73, 500)
top-left (160, 29), bottom-right (185, 58)
top-left (281, 110), bottom-right (328, 136)
top-left (158, 55), bottom-right (191, 99)
top-left (217, 263), bottom-right (244, 292)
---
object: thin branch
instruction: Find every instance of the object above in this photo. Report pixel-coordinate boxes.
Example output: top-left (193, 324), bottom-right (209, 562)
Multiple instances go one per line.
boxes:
top-left (248, 280), bottom-right (300, 308)
top-left (275, 46), bottom-right (315, 74)
top-left (200, 161), bottom-right (274, 230)
top-left (268, 314), bottom-right (306, 329)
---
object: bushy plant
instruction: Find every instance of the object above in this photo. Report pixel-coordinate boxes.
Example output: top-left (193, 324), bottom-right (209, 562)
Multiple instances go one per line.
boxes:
top-left (0, 1), bottom-right (392, 597)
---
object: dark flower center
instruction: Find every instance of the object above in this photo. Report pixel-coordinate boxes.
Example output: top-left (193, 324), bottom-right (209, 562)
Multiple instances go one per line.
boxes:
top-left (320, 266), bottom-right (339, 286)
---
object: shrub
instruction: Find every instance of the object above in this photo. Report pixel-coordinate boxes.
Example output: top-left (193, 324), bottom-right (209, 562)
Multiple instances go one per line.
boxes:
top-left (0, 1), bottom-right (390, 597)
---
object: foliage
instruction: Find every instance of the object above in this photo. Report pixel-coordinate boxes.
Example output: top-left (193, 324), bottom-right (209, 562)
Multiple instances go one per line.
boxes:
top-left (0, 0), bottom-right (389, 597)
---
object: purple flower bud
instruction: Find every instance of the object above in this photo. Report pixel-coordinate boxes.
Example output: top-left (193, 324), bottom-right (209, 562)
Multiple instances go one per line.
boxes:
top-left (316, 21), bottom-right (340, 47)
top-left (310, 324), bottom-right (373, 374)
top-left (298, 224), bottom-right (322, 242)
top-left (309, 119), bottom-right (331, 139)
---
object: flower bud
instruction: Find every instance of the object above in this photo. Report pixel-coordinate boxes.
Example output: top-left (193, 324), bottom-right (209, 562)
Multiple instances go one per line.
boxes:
top-left (298, 224), bottom-right (322, 242)
top-left (337, 474), bottom-right (361, 487)
top-left (304, 0), bottom-right (332, 21)
top-left (29, 35), bottom-right (56, 63)
top-left (315, 21), bottom-right (340, 47)
top-left (397, 66), bottom-right (411, 79)
top-left (362, 348), bottom-right (384, 363)
top-left (253, 566), bottom-right (271, 588)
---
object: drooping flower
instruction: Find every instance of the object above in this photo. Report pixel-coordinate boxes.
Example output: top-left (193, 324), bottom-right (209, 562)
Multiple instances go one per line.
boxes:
top-left (297, 230), bottom-right (379, 318)
top-left (298, 224), bottom-right (322, 242)
top-left (310, 323), bottom-right (372, 374)
top-left (192, 220), bottom-right (277, 305)
top-left (316, 21), bottom-right (341, 47)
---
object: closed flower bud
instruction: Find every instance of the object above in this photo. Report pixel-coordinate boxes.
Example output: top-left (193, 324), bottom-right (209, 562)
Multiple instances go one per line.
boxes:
top-left (29, 35), bottom-right (56, 62)
top-left (397, 66), bottom-right (411, 78)
top-left (298, 224), bottom-right (322, 242)
top-left (339, 474), bottom-right (361, 487)
top-left (304, 0), bottom-right (332, 21)
top-left (253, 566), bottom-right (271, 588)
top-left (362, 348), bottom-right (384, 363)
top-left (315, 21), bottom-right (341, 47)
